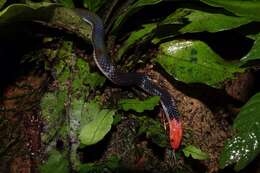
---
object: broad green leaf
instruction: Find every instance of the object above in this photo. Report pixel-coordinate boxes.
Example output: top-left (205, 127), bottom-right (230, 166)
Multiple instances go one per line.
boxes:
top-left (111, 0), bottom-right (162, 33)
top-left (118, 96), bottom-right (160, 113)
top-left (200, 0), bottom-right (260, 21)
top-left (0, 3), bottom-right (58, 24)
top-left (137, 116), bottom-right (168, 147)
top-left (79, 101), bottom-right (114, 146)
top-left (241, 33), bottom-right (260, 64)
top-left (0, 4), bottom-right (91, 42)
top-left (39, 150), bottom-right (69, 173)
top-left (183, 145), bottom-right (209, 160)
top-left (219, 92), bottom-right (260, 171)
top-left (153, 8), bottom-right (252, 44)
top-left (163, 8), bottom-right (252, 33)
top-left (156, 40), bottom-right (244, 88)
top-left (116, 23), bottom-right (157, 60)
top-left (83, 0), bottom-right (106, 12)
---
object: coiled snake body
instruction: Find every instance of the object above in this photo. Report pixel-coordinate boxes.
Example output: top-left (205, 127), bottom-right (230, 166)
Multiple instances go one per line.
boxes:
top-left (76, 10), bottom-right (182, 150)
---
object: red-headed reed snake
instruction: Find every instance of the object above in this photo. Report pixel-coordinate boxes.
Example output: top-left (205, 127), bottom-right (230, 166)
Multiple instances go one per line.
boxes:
top-left (75, 9), bottom-right (182, 150)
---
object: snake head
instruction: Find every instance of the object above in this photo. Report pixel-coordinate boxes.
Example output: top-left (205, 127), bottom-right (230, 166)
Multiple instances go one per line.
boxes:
top-left (169, 119), bottom-right (183, 150)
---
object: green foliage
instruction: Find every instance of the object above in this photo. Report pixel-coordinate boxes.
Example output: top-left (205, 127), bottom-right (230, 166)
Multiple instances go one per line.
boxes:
top-left (118, 96), bottom-right (160, 113)
top-left (241, 33), bottom-right (260, 64)
top-left (137, 116), bottom-right (168, 147)
top-left (79, 155), bottom-right (120, 173)
top-left (111, 0), bottom-right (162, 33)
top-left (219, 92), bottom-right (260, 171)
top-left (116, 23), bottom-right (157, 60)
top-left (79, 101), bottom-right (115, 146)
top-left (3, 0), bottom-right (260, 172)
top-left (163, 8), bottom-right (251, 33)
top-left (153, 8), bottom-right (252, 43)
top-left (40, 92), bottom-right (67, 143)
top-left (0, 3), bottom-right (56, 25)
top-left (40, 40), bottom-right (108, 170)
top-left (0, 4), bottom-right (92, 43)
top-left (73, 58), bottom-right (106, 90)
top-left (156, 40), bottom-right (244, 88)
top-left (39, 150), bottom-right (70, 173)
top-left (201, 0), bottom-right (260, 21)
top-left (183, 145), bottom-right (209, 160)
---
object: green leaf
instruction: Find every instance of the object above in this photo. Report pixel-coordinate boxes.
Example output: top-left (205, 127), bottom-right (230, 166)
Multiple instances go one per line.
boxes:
top-left (156, 40), bottom-right (244, 88)
top-left (0, 3), bottom-right (58, 25)
top-left (39, 150), bottom-right (70, 173)
top-left (153, 8), bottom-right (252, 44)
top-left (219, 92), bottom-right (260, 171)
top-left (163, 8), bottom-right (252, 33)
top-left (111, 0), bottom-right (162, 33)
top-left (241, 33), bottom-right (260, 64)
top-left (118, 96), bottom-right (160, 113)
top-left (116, 23), bottom-right (157, 60)
top-left (0, 4), bottom-right (91, 43)
top-left (79, 101), bottom-right (115, 146)
top-left (200, 0), bottom-right (260, 21)
top-left (137, 116), bottom-right (168, 147)
top-left (83, 0), bottom-right (106, 12)
top-left (183, 145), bottom-right (209, 160)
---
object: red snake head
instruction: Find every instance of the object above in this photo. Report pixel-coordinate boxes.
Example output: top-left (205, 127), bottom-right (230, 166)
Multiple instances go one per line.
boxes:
top-left (169, 119), bottom-right (183, 150)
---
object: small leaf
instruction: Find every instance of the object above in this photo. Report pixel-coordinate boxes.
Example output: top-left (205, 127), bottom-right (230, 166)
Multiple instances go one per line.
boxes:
top-left (118, 96), bottom-right (160, 113)
top-left (156, 40), bottom-right (244, 88)
top-left (200, 0), bottom-right (260, 21)
top-left (219, 92), bottom-right (260, 171)
top-left (39, 150), bottom-right (70, 173)
top-left (79, 101), bottom-right (114, 146)
top-left (241, 33), bottom-right (260, 64)
top-left (183, 145), bottom-right (209, 160)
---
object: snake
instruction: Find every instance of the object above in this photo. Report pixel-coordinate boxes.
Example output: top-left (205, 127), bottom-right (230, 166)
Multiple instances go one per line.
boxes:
top-left (75, 9), bottom-right (182, 150)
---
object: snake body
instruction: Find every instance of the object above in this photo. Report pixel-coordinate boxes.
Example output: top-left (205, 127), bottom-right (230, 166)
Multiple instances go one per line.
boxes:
top-left (76, 10), bottom-right (182, 150)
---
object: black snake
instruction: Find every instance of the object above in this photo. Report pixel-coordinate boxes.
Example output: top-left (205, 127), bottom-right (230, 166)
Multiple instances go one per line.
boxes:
top-left (75, 9), bottom-right (182, 150)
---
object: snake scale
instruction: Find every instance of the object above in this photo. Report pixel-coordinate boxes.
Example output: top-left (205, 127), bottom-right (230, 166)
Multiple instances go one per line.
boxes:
top-left (75, 9), bottom-right (182, 150)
